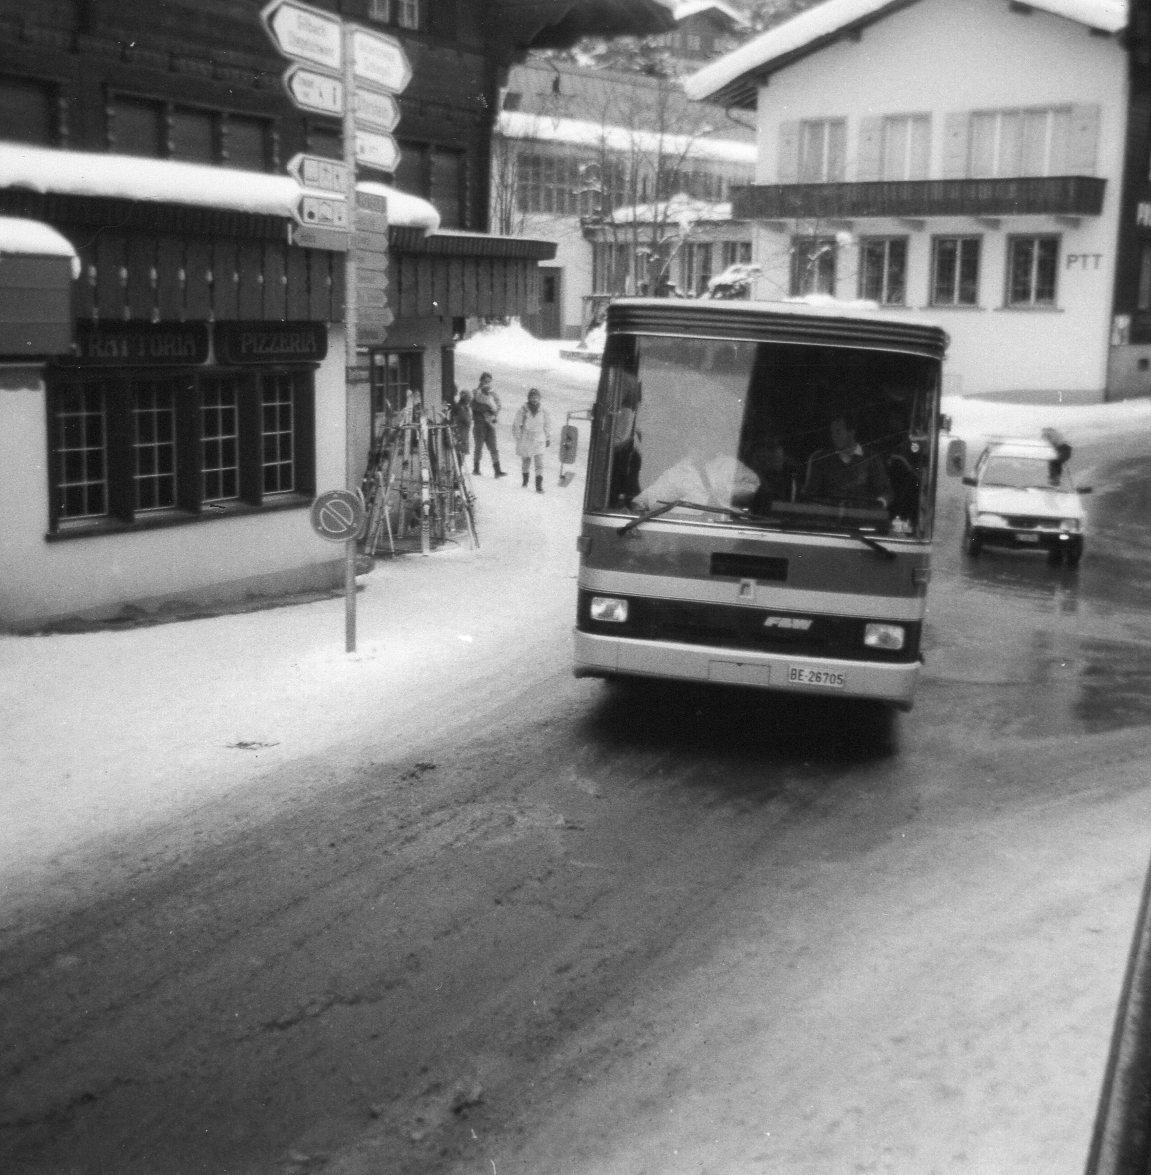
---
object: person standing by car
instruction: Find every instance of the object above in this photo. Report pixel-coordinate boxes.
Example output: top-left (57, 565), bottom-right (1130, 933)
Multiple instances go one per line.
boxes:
top-left (471, 372), bottom-right (506, 477)
top-left (512, 387), bottom-right (552, 492)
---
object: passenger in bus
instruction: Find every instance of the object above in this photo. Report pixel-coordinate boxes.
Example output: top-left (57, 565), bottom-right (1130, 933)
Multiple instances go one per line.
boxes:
top-left (632, 444), bottom-right (759, 514)
top-left (609, 378), bottom-right (642, 504)
top-left (747, 433), bottom-right (801, 513)
top-left (802, 411), bottom-right (893, 508)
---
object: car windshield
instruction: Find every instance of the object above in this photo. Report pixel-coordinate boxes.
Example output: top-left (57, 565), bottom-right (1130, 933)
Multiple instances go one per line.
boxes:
top-left (981, 455), bottom-right (1073, 491)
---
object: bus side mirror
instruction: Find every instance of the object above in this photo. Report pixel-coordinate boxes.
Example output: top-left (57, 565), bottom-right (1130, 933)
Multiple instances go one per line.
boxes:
top-left (945, 438), bottom-right (965, 477)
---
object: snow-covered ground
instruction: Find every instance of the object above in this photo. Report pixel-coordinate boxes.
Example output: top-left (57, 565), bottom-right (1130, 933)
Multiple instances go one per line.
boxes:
top-left (3, 321), bottom-right (1149, 929)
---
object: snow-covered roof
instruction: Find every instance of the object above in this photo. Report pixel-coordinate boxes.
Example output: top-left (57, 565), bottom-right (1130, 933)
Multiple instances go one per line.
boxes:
top-left (674, 0), bottom-right (748, 28)
top-left (0, 144), bottom-right (440, 231)
top-left (684, 0), bottom-right (1127, 107)
top-left (0, 215), bottom-right (77, 259)
top-left (606, 191), bottom-right (733, 224)
top-left (497, 109), bottom-right (756, 166)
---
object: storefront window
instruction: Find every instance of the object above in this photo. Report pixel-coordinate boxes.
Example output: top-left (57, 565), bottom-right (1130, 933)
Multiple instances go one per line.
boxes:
top-left (49, 369), bottom-right (315, 533)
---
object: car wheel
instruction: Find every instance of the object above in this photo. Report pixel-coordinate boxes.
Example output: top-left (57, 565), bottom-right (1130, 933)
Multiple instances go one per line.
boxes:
top-left (964, 521), bottom-right (982, 557)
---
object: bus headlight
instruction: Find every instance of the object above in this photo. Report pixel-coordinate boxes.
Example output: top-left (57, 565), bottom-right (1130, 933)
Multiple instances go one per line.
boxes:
top-left (1060, 519), bottom-right (1080, 531)
top-left (864, 622), bottom-right (906, 651)
top-left (590, 596), bottom-right (629, 623)
top-left (977, 513), bottom-right (1006, 527)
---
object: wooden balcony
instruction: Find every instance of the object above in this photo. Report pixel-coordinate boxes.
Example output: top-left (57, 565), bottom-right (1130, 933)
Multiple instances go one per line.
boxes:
top-left (732, 176), bottom-right (1106, 222)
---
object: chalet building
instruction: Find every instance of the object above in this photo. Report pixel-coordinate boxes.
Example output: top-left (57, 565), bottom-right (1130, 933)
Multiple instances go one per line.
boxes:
top-left (0, 0), bottom-right (672, 630)
top-left (496, 29), bottom-right (754, 340)
top-left (653, 0), bottom-right (749, 64)
top-left (685, 0), bottom-right (1145, 402)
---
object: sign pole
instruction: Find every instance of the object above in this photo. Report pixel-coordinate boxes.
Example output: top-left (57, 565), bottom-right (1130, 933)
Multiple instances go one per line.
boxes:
top-left (343, 23), bottom-right (359, 654)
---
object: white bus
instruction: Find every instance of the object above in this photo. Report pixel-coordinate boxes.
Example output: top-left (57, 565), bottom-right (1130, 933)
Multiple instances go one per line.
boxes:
top-left (572, 297), bottom-right (962, 710)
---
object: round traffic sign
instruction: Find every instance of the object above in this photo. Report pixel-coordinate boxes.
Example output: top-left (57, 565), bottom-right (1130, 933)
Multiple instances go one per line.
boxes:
top-left (310, 489), bottom-right (366, 542)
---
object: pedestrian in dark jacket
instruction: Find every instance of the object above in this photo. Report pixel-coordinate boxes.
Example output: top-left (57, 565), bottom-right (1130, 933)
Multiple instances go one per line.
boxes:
top-left (471, 372), bottom-right (506, 477)
top-left (450, 389), bottom-right (473, 462)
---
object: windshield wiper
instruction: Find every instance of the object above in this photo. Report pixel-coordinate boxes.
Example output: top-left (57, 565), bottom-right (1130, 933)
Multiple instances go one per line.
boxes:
top-left (616, 499), bottom-right (771, 535)
top-left (847, 529), bottom-right (896, 560)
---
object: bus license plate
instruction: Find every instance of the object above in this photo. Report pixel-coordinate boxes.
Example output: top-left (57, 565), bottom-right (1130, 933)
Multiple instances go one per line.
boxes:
top-left (787, 665), bottom-right (846, 688)
top-left (1015, 532), bottom-right (1039, 543)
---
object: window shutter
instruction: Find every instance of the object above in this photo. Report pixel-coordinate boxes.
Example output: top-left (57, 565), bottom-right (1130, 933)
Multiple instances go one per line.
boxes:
top-left (942, 111), bottom-right (970, 179)
top-left (778, 120), bottom-right (799, 183)
top-left (1066, 103), bottom-right (1101, 175)
top-left (857, 116), bottom-right (882, 181)
top-left (910, 115), bottom-right (931, 179)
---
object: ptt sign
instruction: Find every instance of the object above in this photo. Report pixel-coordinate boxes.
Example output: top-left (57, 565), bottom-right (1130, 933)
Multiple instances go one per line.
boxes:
top-left (1066, 253), bottom-right (1103, 270)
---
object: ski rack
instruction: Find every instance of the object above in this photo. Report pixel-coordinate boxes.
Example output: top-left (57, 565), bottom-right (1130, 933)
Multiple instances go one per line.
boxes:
top-left (361, 399), bottom-right (478, 557)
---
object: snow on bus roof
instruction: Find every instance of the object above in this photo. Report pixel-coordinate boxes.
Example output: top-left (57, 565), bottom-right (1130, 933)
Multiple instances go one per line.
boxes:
top-left (0, 143), bottom-right (440, 230)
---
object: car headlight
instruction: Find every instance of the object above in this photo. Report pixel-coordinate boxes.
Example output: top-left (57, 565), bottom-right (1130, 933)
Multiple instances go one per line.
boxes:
top-left (590, 596), bottom-right (629, 623)
top-left (864, 622), bottom-right (905, 651)
top-left (1059, 519), bottom-right (1080, 531)
top-left (977, 513), bottom-right (1006, 527)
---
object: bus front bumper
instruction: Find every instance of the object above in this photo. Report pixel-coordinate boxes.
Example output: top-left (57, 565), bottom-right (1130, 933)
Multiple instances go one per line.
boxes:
top-left (573, 629), bottom-right (919, 710)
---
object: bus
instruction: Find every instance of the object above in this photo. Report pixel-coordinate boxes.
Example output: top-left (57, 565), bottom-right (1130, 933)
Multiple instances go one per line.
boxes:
top-left (572, 297), bottom-right (962, 710)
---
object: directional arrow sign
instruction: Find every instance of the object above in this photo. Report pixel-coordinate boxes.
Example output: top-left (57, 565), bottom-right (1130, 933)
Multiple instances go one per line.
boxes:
top-left (354, 128), bottom-right (400, 172)
top-left (283, 64), bottom-right (345, 117)
top-left (295, 193), bottom-right (350, 229)
top-left (351, 27), bottom-right (412, 93)
top-left (355, 87), bottom-right (400, 133)
top-left (287, 153), bottom-right (353, 193)
top-left (261, 0), bottom-right (342, 71)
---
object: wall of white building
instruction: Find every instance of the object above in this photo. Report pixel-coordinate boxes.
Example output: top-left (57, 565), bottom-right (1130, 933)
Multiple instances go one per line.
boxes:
top-left (748, 0), bottom-right (1127, 399)
top-left (520, 213), bottom-right (593, 339)
top-left (0, 338), bottom-right (349, 631)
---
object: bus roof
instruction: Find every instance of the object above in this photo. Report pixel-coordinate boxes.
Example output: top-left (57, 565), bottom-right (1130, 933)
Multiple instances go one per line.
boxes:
top-left (604, 297), bottom-right (949, 359)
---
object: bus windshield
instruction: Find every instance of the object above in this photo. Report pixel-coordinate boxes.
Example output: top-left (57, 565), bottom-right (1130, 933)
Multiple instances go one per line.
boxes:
top-left (587, 332), bottom-right (941, 539)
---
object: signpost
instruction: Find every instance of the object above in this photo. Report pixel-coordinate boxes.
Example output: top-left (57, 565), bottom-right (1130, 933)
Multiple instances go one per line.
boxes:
top-left (283, 65), bottom-right (345, 117)
top-left (351, 27), bottom-right (413, 91)
top-left (264, 1), bottom-right (413, 648)
top-left (310, 489), bottom-right (366, 652)
top-left (354, 128), bottom-right (400, 172)
top-left (295, 192), bottom-right (349, 229)
top-left (261, 0), bottom-right (342, 71)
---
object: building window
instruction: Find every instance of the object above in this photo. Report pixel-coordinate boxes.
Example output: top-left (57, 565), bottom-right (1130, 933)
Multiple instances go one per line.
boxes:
top-left (132, 380), bottom-right (179, 511)
top-left (371, 349), bottom-right (423, 428)
top-left (721, 241), bottom-right (752, 269)
top-left (396, 142), bottom-right (466, 227)
top-left (858, 237), bottom-right (908, 305)
top-left (790, 236), bottom-right (837, 296)
top-left (1006, 235), bottom-right (1059, 307)
top-left (53, 384), bottom-right (108, 520)
top-left (592, 242), bottom-right (632, 294)
top-left (1139, 243), bottom-right (1151, 311)
top-left (931, 236), bottom-right (981, 306)
top-left (48, 370), bottom-right (314, 532)
top-left (369, 0), bottom-right (422, 29)
top-left (969, 107), bottom-right (1071, 178)
top-left (680, 242), bottom-right (713, 296)
top-left (0, 75), bottom-right (58, 145)
top-left (881, 115), bottom-right (930, 181)
top-left (107, 94), bottom-right (274, 170)
top-left (202, 380), bottom-right (239, 502)
top-left (798, 119), bottom-right (847, 183)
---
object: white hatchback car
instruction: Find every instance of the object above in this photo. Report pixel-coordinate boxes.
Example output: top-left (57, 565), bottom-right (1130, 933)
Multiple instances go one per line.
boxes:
top-left (962, 437), bottom-right (1091, 566)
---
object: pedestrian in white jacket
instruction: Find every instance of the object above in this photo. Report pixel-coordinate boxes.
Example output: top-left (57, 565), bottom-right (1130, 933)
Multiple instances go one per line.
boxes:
top-left (511, 387), bottom-right (552, 493)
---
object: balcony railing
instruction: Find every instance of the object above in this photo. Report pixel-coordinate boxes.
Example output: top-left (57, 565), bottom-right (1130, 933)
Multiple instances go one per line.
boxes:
top-left (732, 176), bottom-right (1106, 222)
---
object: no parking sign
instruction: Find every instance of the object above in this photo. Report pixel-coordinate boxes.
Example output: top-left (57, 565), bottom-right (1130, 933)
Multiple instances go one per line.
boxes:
top-left (310, 488), bottom-right (365, 542)
top-left (310, 489), bottom-right (366, 652)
